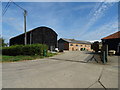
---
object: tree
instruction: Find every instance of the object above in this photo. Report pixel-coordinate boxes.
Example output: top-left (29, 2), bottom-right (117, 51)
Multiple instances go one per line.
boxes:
top-left (0, 37), bottom-right (7, 47)
top-left (91, 41), bottom-right (99, 52)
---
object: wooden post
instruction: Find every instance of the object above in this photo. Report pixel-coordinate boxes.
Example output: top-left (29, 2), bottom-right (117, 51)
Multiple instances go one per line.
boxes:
top-left (24, 10), bottom-right (27, 45)
top-left (30, 32), bottom-right (32, 45)
top-left (105, 45), bottom-right (108, 62)
top-left (103, 51), bottom-right (106, 64)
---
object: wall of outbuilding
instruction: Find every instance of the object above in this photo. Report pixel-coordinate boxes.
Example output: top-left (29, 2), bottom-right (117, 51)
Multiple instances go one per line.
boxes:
top-left (102, 38), bottom-right (120, 54)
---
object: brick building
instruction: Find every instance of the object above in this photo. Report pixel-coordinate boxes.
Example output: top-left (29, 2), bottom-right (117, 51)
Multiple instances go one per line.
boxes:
top-left (58, 38), bottom-right (91, 51)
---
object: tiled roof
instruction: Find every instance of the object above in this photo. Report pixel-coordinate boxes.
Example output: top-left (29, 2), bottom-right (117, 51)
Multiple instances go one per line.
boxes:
top-left (102, 31), bottom-right (120, 39)
top-left (61, 38), bottom-right (91, 44)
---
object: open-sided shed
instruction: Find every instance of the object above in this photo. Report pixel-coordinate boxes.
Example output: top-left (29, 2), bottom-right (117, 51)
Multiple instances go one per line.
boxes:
top-left (101, 31), bottom-right (120, 55)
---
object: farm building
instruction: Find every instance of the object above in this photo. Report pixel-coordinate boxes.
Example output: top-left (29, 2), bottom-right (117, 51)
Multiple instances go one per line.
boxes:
top-left (10, 26), bottom-right (58, 50)
top-left (58, 38), bottom-right (91, 51)
top-left (101, 31), bottom-right (120, 55)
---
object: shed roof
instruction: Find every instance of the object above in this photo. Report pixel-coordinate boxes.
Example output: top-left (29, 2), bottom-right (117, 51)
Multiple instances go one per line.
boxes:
top-left (102, 31), bottom-right (120, 40)
top-left (60, 38), bottom-right (91, 44)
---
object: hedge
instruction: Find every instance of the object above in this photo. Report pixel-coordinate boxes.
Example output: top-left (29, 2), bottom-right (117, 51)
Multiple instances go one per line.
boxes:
top-left (2, 44), bottom-right (48, 56)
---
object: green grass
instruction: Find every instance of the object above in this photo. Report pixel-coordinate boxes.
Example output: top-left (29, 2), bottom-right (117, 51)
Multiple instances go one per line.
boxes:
top-left (46, 52), bottom-right (57, 57)
top-left (2, 53), bottom-right (57, 62)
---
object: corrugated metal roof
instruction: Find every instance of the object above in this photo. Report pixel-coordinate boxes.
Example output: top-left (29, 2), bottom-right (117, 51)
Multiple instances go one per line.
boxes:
top-left (61, 38), bottom-right (91, 44)
top-left (102, 31), bottom-right (120, 40)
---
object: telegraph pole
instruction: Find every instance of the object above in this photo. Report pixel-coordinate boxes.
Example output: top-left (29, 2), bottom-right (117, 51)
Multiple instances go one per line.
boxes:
top-left (24, 10), bottom-right (27, 45)
top-left (9, 0), bottom-right (27, 45)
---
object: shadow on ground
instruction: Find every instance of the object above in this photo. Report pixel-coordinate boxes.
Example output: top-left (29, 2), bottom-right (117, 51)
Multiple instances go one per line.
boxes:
top-left (49, 58), bottom-right (87, 63)
top-left (49, 51), bottom-right (102, 64)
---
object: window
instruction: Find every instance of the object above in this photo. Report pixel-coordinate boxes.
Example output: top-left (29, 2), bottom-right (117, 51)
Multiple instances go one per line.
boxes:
top-left (76, 44), bottom-right (78, 46)
top-left (70, 44), bottom-right (73, 46)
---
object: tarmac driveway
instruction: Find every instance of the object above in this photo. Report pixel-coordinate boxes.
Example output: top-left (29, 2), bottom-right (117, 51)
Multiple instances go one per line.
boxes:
top-left (2, 51), bottom-right (118, 88)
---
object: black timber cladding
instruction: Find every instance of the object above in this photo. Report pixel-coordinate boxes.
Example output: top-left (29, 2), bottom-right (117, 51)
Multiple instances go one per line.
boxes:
top-left (10, 26), bottom-right (58, 49)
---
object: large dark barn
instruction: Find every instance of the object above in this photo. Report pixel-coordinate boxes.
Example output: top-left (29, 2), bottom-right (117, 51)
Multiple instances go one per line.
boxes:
top-left (10, 26), bottom-right (58, 50)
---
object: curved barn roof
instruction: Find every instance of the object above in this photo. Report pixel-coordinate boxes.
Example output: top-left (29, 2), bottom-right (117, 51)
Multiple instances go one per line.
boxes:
top-left (10, 26), bottom-right (58, 39)
top-left (28, 26), bottom-right (58, 35)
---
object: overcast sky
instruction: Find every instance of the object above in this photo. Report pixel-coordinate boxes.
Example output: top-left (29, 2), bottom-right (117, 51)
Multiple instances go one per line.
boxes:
top-left (2, 1), bottom-right (118, 43)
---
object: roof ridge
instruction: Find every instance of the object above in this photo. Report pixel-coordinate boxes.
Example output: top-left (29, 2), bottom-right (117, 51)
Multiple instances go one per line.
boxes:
top-left (102, 31), bottom-right (120, 39)
top-left (60, 38), bottom-right (91, 44)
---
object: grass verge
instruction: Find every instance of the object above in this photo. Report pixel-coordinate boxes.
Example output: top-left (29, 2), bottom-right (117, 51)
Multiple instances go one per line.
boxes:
top-left (2, 53), bottom-right (57, 62)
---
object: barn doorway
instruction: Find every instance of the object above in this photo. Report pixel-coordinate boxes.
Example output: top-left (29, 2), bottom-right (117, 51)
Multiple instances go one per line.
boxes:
top-left (72, 47), bottom-right (74, 51)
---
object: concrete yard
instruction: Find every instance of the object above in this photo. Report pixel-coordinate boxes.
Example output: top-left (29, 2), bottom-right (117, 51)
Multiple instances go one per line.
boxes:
top-left (2, 51), bottom-right (119, 88)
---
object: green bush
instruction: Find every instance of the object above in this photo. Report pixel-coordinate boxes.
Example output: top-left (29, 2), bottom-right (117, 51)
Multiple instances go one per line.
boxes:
top-left (2, 44), bottom-right (48, 56)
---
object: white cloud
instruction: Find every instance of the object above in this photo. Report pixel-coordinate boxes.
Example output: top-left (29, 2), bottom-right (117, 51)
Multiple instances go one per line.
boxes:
top-left (2, 2), bottom-right (25, 32)
top-left (77, 1), bottom-right (116, 36)
top-left (80, 18), bottom-right (118, 40)
top-left (88, 40), bottom-right (102, 43)
top-left (71, 4), bottom-right (95, 11)
top-left (3, 17), bottom-right (24, 32)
